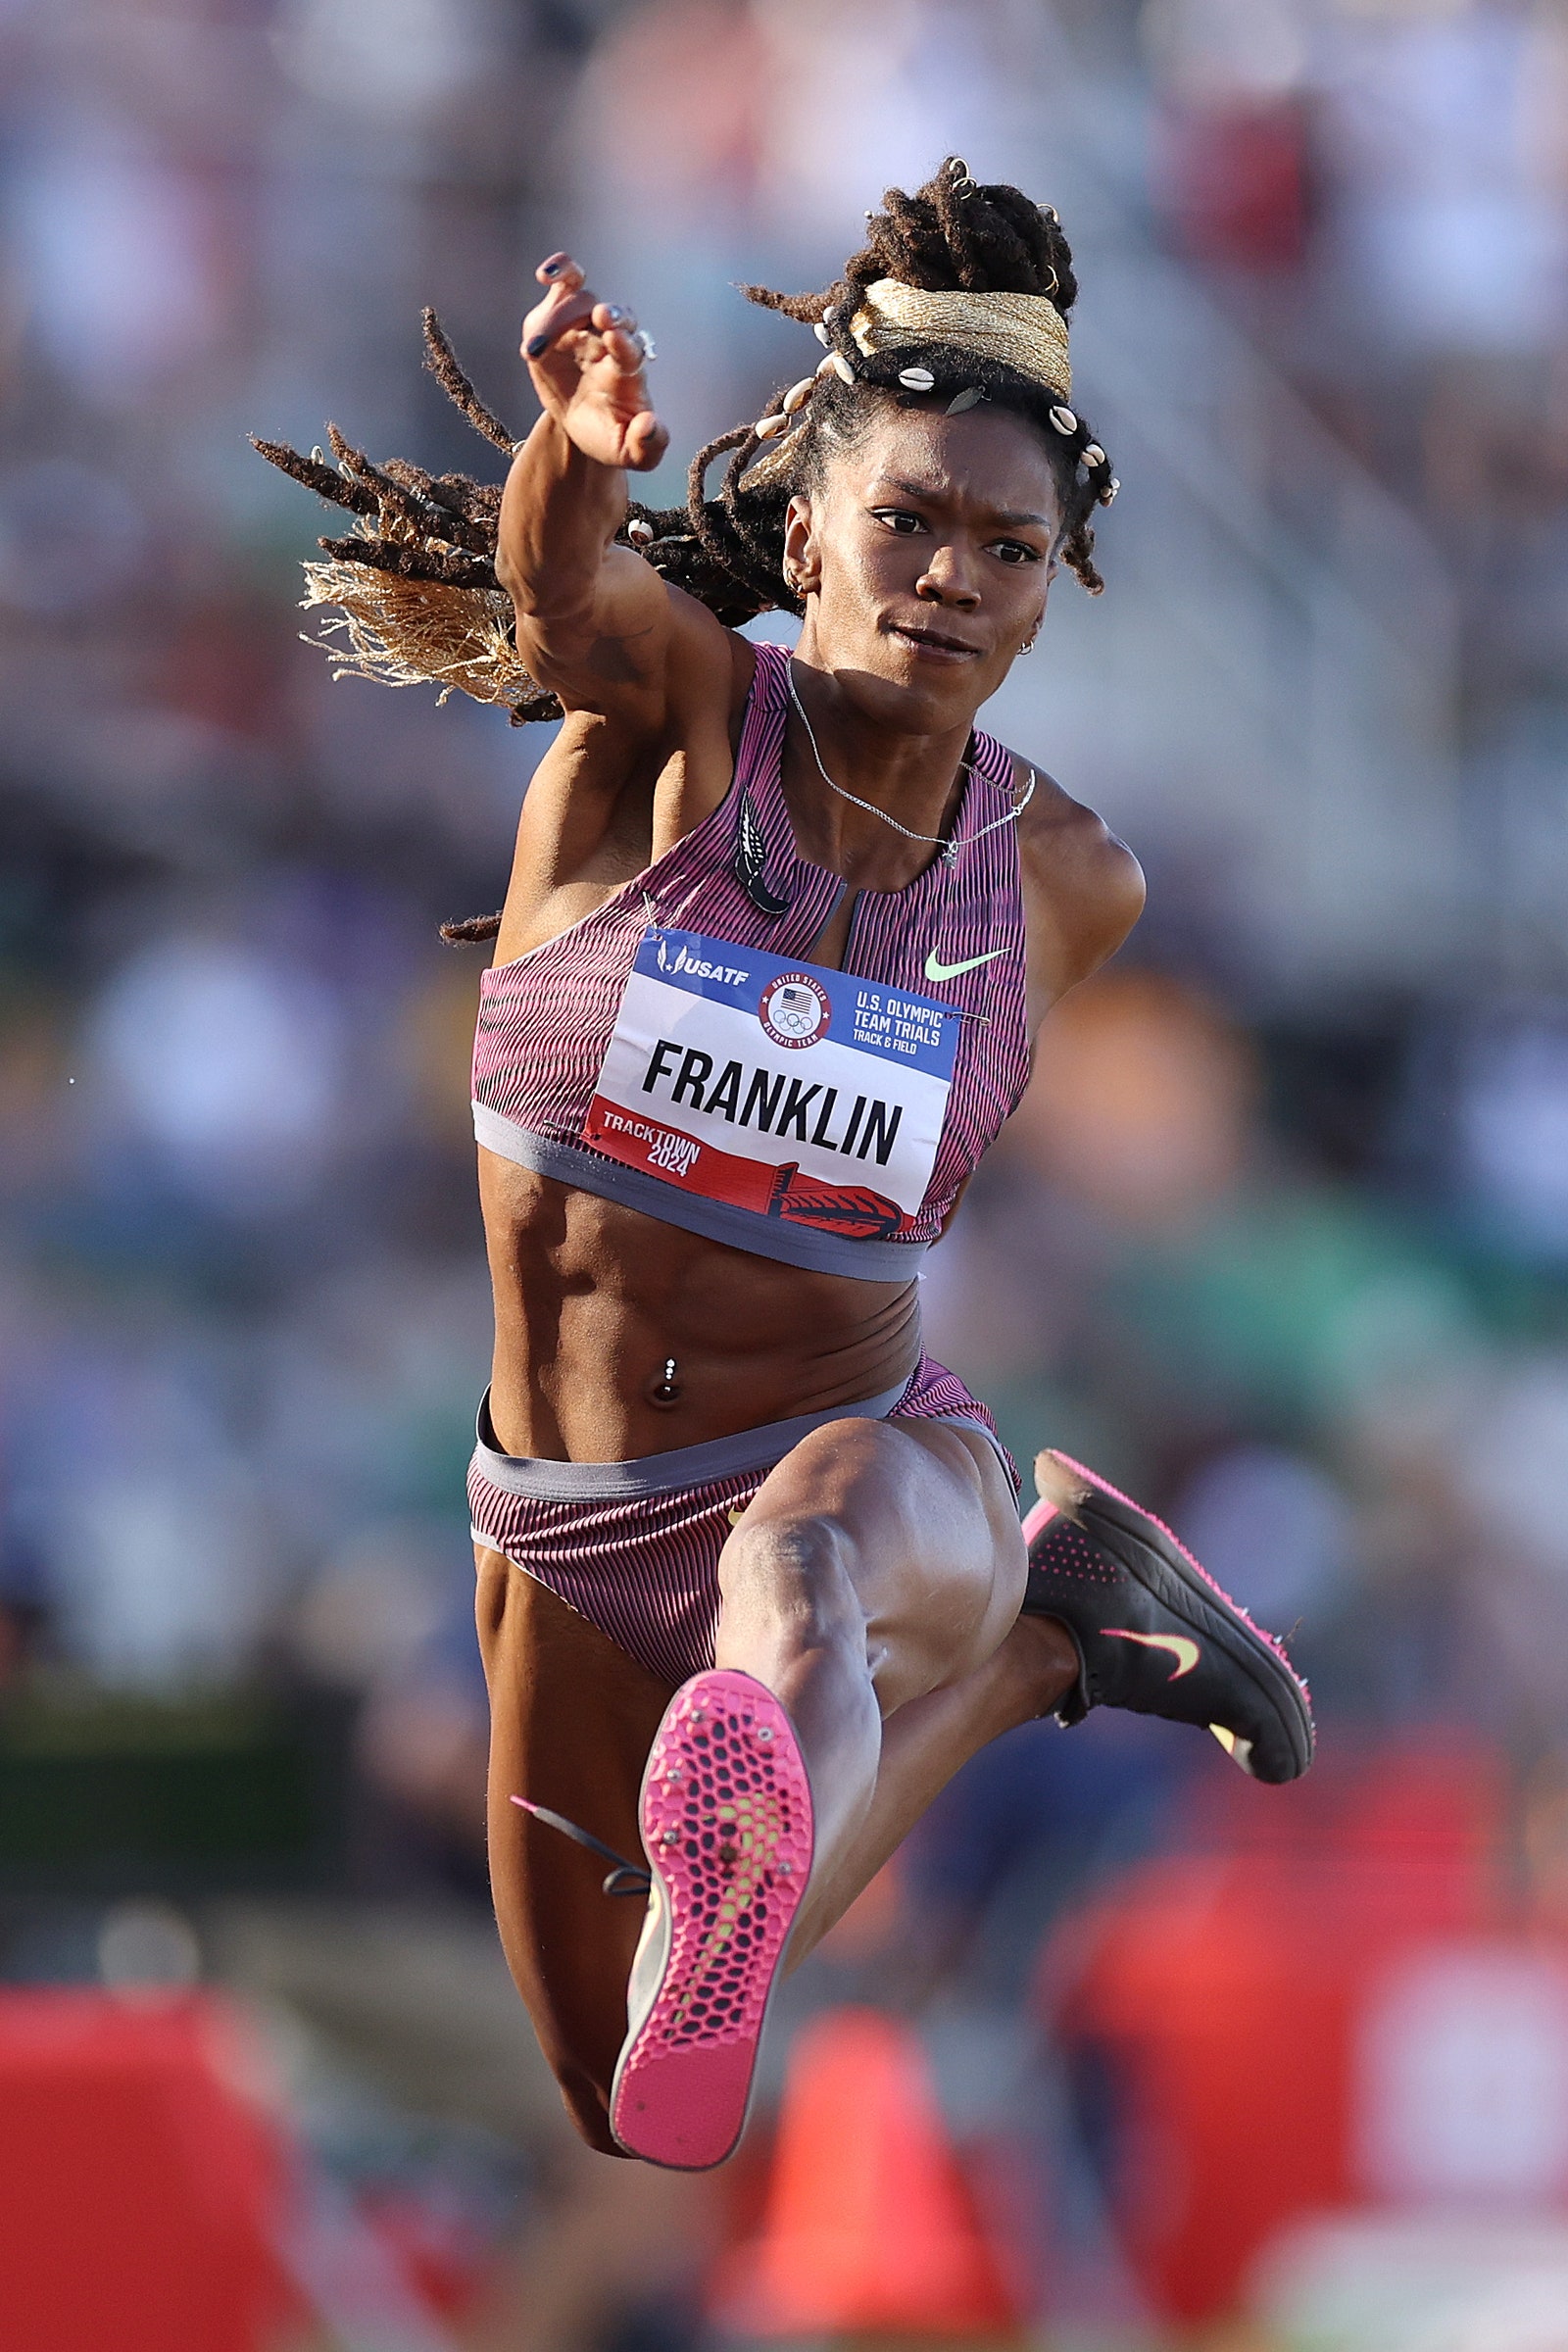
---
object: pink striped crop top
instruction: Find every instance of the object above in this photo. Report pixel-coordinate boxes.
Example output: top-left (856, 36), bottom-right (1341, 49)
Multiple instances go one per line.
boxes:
top-left (471, 641), bottom-right (1032, 1281)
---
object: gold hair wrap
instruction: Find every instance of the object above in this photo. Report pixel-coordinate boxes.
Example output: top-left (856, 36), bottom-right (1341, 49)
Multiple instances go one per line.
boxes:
top-left (849, 277), bottom-right (1071, 400)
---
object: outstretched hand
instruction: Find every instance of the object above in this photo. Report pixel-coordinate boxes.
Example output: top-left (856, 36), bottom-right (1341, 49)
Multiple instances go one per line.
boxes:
top-left (521, 254), bottom-right (668, 474)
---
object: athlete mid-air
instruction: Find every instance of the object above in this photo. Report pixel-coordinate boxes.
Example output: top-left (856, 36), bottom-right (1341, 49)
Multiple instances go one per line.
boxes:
top-left (257, 158), bottom-right (1312, 2171)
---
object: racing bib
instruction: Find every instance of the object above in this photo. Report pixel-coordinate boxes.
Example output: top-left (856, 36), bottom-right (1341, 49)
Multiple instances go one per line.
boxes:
top-left (582, 925), bottom-right (958, 1241)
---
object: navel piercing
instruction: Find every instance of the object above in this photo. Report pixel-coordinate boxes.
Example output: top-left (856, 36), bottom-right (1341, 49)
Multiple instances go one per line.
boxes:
top-left (653, 1357), bottom-right (680, 1402)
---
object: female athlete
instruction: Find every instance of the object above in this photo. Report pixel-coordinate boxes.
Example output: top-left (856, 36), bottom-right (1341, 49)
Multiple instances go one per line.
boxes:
top-left (257, 160), bottom-right (1312, 2172)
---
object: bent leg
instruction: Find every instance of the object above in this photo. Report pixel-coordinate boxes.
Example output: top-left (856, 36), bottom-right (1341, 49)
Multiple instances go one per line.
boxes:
top-left (713, 1416), bottom-right (1074, 1951)
top-left (475, 1545), bottom-right (675, 2153)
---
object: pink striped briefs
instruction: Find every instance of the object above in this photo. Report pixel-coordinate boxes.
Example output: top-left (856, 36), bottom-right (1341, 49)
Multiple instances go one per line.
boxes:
top-left (468, 1356), bottom-right (1018, 1689)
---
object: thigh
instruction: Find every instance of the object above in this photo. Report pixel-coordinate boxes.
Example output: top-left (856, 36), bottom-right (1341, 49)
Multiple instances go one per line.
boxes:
top-left (475, 1545), bottom-right (676, 2155)
top-left (719, 1415), bottom-right (1026, 1716)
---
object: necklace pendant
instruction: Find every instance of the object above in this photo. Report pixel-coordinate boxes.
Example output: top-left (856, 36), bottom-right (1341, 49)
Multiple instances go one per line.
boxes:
top-left (940, 839), bottom-right (958, 866)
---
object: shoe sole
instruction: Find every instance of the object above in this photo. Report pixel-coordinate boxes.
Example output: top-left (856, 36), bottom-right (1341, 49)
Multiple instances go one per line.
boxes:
top-left (1027, 1451), bottom-right (1314, 1784)
top-left (610, 1669), bottom-right (813, 2169)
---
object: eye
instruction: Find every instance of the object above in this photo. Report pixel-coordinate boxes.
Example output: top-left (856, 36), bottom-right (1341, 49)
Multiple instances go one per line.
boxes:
top-left (991, 538), bottom-right (1042, 566)
top-left (870, 508), bottom-right (927, 536)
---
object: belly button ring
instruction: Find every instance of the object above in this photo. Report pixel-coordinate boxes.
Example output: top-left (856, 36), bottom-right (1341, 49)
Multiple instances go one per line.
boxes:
top-left (652, 1356), bottom-right (681, 1404)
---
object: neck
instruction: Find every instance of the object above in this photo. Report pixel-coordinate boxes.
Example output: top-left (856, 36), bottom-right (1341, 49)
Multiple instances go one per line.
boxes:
top-left (784, 640), bottom-right (979, 885)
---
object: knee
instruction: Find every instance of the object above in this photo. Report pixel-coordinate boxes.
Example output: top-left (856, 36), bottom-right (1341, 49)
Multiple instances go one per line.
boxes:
top-left (717, 1515), bottom-right (863, 1657)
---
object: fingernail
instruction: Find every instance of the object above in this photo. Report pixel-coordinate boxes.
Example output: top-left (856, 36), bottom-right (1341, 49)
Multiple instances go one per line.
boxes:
top-left (525, 333), bottom-right (548, 358)
top-left (541, 259), bottom-right (564, 278)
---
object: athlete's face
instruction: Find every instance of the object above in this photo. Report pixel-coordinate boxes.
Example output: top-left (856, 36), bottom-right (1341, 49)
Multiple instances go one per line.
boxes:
top-left (785, 401), bottom-right (1062, 734)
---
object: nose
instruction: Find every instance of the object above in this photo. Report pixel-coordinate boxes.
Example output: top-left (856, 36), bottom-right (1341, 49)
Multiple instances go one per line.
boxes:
top-left (914, 544), bottom-right (981, 609)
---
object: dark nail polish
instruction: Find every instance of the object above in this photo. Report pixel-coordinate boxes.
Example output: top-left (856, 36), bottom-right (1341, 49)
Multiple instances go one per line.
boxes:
top-left (525, 334), bottom-right (548, 358)
top-left (541, 260), bottom-right (564, 278)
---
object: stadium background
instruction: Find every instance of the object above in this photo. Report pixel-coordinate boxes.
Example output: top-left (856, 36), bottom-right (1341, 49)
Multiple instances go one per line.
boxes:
top-left (3, 0), bottom-right (1568, 2345)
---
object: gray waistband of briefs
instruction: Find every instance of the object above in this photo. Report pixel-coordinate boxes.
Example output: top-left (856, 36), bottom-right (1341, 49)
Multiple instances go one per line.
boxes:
top-left (471, 1103), bottom-right (929, 1283)
top-left (472, 1380), bottom-right (915, 1499)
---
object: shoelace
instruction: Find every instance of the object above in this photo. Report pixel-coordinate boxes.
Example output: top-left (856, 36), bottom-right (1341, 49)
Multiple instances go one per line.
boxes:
top-left (510, 1794), bottom-right (652, 1898)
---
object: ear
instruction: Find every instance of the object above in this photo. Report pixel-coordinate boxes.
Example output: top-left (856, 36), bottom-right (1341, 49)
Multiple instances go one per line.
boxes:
top-left (783, 493), bottom-right (821, 597)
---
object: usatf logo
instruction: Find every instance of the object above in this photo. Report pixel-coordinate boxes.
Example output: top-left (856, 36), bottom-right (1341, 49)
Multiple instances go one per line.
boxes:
top-left (656, 937), bottom-right (751, 988)
top-left (759, 972), bottom-right (830, 1050)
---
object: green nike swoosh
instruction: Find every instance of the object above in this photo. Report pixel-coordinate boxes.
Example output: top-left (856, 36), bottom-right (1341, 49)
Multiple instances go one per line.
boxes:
top-left (924, 948), bottom-right (1005, 984)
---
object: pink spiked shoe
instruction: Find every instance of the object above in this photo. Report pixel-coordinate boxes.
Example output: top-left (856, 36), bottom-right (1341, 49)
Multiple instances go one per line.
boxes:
top-left (610, 1669), bottom-right (814, 2170)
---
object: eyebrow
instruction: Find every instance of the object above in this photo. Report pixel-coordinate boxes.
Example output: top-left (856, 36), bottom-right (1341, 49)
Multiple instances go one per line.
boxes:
top-left (874, 476), bottom-right (1053, 530)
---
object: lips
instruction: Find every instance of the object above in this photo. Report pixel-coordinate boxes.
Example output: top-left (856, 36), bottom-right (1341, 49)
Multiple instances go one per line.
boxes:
top-left (887, 622), bottom-right (982, 660)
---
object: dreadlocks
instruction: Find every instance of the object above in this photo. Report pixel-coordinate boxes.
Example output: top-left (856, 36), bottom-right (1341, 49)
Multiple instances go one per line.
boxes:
top-left (251, 161), bottom-right (1114, 938)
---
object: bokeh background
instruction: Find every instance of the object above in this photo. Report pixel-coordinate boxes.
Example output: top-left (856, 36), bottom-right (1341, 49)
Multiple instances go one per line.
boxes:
top-left (5, 1), bottom-right (1568, 2346)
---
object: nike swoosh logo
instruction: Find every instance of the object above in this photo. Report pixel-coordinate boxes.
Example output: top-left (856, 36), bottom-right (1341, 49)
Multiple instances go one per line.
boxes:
top-left (924, 948), bottom-right (1005, 984)
top-left (1103, 1629), bottom-right (1200, 1680)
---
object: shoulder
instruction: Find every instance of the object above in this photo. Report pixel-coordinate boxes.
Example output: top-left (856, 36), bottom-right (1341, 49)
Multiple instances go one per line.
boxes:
top-left (1006, 752), bottom-right (1146, 1000)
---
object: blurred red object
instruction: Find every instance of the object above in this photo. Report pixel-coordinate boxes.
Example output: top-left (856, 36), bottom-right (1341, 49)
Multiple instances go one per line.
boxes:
top-left (0, 1990), bottom-right (298, 2352)
top-left (1152, 99), bottom-right (1313, 270)
top-left (712, 2005), bottom-right (1023, 2339)
top-left (1038, 1738), bottom-right (1527, 2325)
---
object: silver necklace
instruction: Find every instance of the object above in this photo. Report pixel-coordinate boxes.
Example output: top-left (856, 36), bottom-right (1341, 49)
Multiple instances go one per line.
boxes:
top-left (787, 662), bottom-right (1035, 866)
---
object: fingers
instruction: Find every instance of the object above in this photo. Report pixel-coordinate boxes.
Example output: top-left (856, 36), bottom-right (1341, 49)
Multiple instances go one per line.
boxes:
top-left (623, 411), bottom-right (669, 473)
top-left (590, 303), bottom-right (650, 379)
top-left (522, 257), bottom-right (654, 373)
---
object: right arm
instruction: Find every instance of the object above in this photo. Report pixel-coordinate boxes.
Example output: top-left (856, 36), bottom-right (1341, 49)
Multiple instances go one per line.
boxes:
top-left (496, 254), bottom-right (729, 739)
top-left (488, 254), bottom-right (746, 962)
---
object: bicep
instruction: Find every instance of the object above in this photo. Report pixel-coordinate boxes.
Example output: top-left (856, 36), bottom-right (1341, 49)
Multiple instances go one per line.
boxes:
top-left (513, 544), bottom-right (676, 726)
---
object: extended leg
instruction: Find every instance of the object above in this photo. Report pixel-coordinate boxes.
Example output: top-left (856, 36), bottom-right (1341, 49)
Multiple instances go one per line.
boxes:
top-left (475, 1546), bottom-right (674, 2154)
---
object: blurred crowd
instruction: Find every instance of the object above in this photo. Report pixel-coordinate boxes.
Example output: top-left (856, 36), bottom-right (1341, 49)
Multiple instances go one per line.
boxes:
top-left (4, 1), bottom-right (1568, 2345)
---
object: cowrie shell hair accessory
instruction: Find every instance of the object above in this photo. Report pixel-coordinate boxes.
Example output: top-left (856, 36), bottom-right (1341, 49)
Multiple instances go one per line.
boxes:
top-left (1050, 405), bottom-right (1078, 434)
top-left (753, 413), bottom-right (788, 440)
top-left (1100, 477), bottom-right (1121, 505)
top-left (627, 517), bottom-right (654, 544)
top-left (782, 376), bottom-right (814, 413)
top-left (828, 352), bottom-right (854, 383)
top-left (898, 366), bottom-right (936, 391)
top-left (813, 321), bottom-right (831, 346)
top-left (1082, 442), bottom-right (1105, 468)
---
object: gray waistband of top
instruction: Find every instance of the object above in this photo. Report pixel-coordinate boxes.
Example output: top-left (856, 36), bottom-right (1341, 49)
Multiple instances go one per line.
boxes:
top-left (472, 1379), bottom-right (914, 1499)
top-left (471, 1102), bottom-right (929, 1283)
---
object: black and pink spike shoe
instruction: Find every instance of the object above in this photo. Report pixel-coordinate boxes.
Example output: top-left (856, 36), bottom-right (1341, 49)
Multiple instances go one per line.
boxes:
top-left (610, 1669), bottom-right (813, 2169)
top-left (1021, 1451), bottom-right (1314, 1784)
